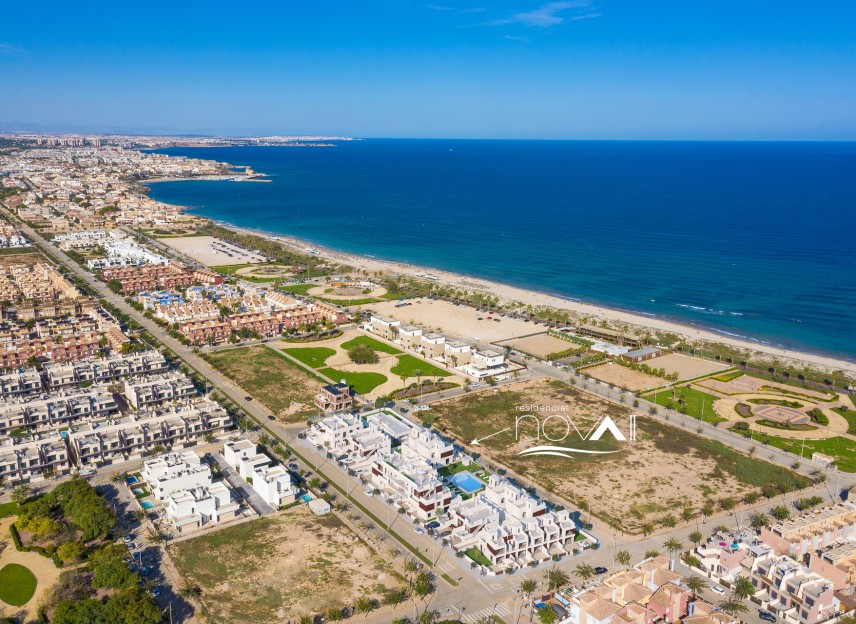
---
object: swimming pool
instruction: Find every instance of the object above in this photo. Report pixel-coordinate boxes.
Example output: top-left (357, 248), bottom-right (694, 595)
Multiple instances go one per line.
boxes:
top-left (450, 472), bottom-right (484, 494)
top-left (301, 494), bottom-right (313, 503)
top-left (140, 501), bottom-right (154, 510)
top-left (132, 488), bottom-right (145, 496)
top-left (126, 476), bottom-right (139, 484)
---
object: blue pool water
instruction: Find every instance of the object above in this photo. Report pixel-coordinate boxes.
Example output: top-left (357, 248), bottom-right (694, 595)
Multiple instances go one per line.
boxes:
top-left (301, 494), bottom-right (313, 502)
top-left (126, 476), bottom-right (138, 484)
top-left (140, 501), bottom-right (154, 510)
top-left (132, 488), bottom-right (144, 495)
top-left (451, 472), bottom-right (484, 494)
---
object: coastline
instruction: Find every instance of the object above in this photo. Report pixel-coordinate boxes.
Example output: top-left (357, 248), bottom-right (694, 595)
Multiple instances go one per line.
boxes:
top-left (140, 165), bottom-right (854, 376)
top-left (198, 218), bottom-right (856, 375)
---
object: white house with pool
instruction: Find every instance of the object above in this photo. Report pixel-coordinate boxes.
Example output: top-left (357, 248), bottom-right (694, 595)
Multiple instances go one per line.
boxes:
top-left (304, 409), bottom-right (586, 570)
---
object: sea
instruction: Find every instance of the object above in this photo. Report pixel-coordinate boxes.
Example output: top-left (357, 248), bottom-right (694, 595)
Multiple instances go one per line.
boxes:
top-left (146, 140), bottom-right (856, 363)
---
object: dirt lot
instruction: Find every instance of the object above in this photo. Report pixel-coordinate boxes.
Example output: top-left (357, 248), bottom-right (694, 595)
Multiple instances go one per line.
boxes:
top-left (500, 333), bottom-right (574, 358)
top-left (170, 509), bottom-right (404, 624)
top-left (428, 378), bottom-right (806, 533)
top-left (159, 235), bottom-right (266, 266)
top-left (204, 346), bottom-right (322, 422)
top-left (361, 298), bottom-right (543, 343)
top-left (584, 362), bottom-right (664, 392)
top-left (645, 353), bottom-right (729, 381)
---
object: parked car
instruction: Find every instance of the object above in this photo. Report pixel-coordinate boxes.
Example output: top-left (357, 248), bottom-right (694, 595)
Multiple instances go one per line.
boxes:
top-left (123, 534), bottom-right (133, 543)
top-left (244, 395), bottom-right (253, 401)
top-left (759, 612), bottom-right (776, 623)
top-left (267, 415), bottom-right (276, 420)
top-left (711, 585), bottom-right (725, 595)
top-left (426, 521), bottom-right (441, 530)
top-left (363, 489), bottom-right (374, 497)
top-left (151, 586), bottom-right (161, 598)
top-left (413, 527), bottom-right (425, 535)
top-left (594, 567), bottom-right (608, 575)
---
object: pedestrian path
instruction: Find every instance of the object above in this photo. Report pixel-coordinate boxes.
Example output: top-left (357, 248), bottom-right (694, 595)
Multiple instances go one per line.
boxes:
top-left (462, 601), bottom-right (513, 622)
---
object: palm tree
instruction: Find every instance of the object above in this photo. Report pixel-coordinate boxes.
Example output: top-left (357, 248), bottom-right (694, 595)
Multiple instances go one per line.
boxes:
top-left (355, 597), bottom-right (374, 618)
top-left (147, 527), bottom-right (166, 545)
top-left (685, 576), bottom-right (708, 598)
top-left (11, 484), bottom-right (31, 506)
top-left (616, 549), bottom-right (631, 567)
top-left (717, 598), bottom-right (749, 616)
top-left (689, 530), bottom-right (703, 546)
top-left (575, 563), bottom-right (595, 581)
top-left (749, 511), bottom-right (770, 529)
top-left (536, 606), bottom-right (559, 624)
top-left (544, 566), bottom-right (570, 591)
top-left (179, 582), bottom-right (201, 603)
top-left (732, 576), bottom-right (756, 601)
top-left (663, 538), bottom-right (683, 567)
top-left (418, 609), bottom-right (439, 624)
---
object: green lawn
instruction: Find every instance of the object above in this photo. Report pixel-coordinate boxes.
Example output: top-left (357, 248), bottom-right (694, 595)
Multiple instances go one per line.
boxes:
top-left (464, 547), bottom-right (493, 567)
top-left (748, 434), bottom-right (856, 473)
top-left (0, 501), bottom-right (18, 519)
top-left (645, 386), bottom-right (724, 423)
top-left (283, 347), bottom-right (337, 368)
top-left (279, 283), bottom-right (315, 295)
top-left (316, 296), bottom-right (379, 306)
top-left (390, 354), bottom-right (449, 379)
top-left (340, 336), bottom-right (402, 355)
top-left (319, 368), bottom-right (387, 395)
top-left (0, 563), bottom-right (37, 606)
top-left (832, 407), bottom-right (856, 435)
top-left (713, 370), bottom-right (745, 382)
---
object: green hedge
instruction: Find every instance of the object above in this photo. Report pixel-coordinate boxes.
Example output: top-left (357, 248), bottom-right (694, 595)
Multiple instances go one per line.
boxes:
top-left (10, 522), bottom-right (63, 568)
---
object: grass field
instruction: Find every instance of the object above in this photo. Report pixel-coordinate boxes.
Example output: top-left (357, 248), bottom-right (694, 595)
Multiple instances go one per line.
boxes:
top-left (283, 347), bottom-right (337, 368)
top-left (713, 370), bottom-right (746, 382)
top-left (319, 367), bottom-right (387, 394)
top-left (390, 354), bottom-right (449, 378)
top-left (170, 510), bottom-right (402, 624)
top-left (279, 283), bottom-right (315, 295)
top-left (316, 296), bottom-right (379, 306)
top-left (736, 431), bottom-right (856, 473)
top-left (832, 407), bottom-right (856, 435)
top-left (204, 346), bottom-right (322, 423)
top-left (645, 386), bottom-right (724, 423)
top-left (340, 336), bottom-right (402, 355)
top-left (0, 501), bottom-right (18, 519)
top-left (0, 563), bottom-right (37, 606)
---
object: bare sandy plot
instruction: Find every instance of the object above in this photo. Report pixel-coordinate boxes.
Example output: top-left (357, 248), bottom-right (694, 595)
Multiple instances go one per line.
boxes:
top-left (698, 374), bottom-right (837, 401)
top-left (585, 361), bottom-right (664, 392)
top-left (501, 333), bottom-right (573, 358)
top-left (363, 298), bottom-right (541, 343)
top-left (646, 353), bottom-right (729, 380)
top-left (308, 285), bottom-right (388, 300)
top-left (170, 508), bottom-right (404, 624)
top-left (159, 235), bottom-right (266, 266)
top-left (427, 378), bottom-right (791, 534)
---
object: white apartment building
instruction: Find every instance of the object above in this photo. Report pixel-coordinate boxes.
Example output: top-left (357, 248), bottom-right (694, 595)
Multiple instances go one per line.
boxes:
top-left (222, 440), bottom-right (298, 507)
top-left (165, 482), bottom-right (240, 534)
top-left (369, 453), bottom-right (451, 522)
top-left (43, 350), bottom-right (168, 389)
top-left (141, 450), bottom-right (211, 500)
top-left (367, 315), bottom-right (401, 340)
top-left (0, 389), bottom-right (118, 436)
top-left (71, 398), bottom-right (230, 466)
top-left (123, 372), bottom-right (196, 409)
top-left (0, 368), bottom-right (43, 399)
top-left (306, 412), bottom-right (365, 454)
top-left (0, 435), bottom-right (70, 483)
top-left (444, 474), bottom-right (576, 568)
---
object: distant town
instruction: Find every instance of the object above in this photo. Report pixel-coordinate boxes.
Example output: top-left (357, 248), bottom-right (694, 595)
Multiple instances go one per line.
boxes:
top-left (0, 134), bottom-right (853, 624)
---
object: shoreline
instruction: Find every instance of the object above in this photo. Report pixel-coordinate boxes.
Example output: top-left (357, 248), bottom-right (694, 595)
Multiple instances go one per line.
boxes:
top-left (197, 216), bottom-right (856, 375)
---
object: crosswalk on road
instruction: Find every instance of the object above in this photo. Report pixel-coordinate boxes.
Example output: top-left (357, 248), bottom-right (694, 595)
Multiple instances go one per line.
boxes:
top-left (463, 601), bottom-right (513, 622)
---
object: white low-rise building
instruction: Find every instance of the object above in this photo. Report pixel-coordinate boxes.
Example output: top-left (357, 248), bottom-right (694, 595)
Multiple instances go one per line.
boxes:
top-left (165, 482), bottom-right (240, 534)
top-left (222, 440), bottom-right (298, 508)
top-left (141, 450), bottom-right (211, 500)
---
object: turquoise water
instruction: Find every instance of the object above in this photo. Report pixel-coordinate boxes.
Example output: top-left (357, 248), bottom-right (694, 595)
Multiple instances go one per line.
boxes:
top-left (451, 472), bottom-right (485, 493)
top-left (147, 140), bottom-right (856, 361)
top-left (141, 501), bottom-right (154, 510)
top-left (301, 494), bottom-right (313, 502)
top-left (125, 476), bottom-right (138, 484)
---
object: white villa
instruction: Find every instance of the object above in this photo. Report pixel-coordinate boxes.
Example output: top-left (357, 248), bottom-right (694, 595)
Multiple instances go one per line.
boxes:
top-left (166, 482), bottom-right (240, 534)
top-left (223, 440), bottom-right (298, 507)
top-left (141, 450), bottom-right (211, 500)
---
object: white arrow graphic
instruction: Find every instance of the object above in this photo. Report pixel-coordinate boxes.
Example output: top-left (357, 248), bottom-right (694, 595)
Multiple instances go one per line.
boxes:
top-left (471, 427), bottom-right (510, 446)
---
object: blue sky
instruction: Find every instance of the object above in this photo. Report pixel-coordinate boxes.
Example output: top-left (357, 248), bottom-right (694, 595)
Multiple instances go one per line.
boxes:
top-left (1, 1), bottom-right (855, 139)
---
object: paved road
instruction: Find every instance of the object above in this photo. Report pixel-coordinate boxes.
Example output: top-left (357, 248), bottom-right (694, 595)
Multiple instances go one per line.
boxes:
top-left (7, 206), bottom-right (852, 623)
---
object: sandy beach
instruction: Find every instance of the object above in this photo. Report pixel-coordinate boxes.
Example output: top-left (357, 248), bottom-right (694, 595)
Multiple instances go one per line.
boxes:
top-left (206, 223), bottom-right (856, 376)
